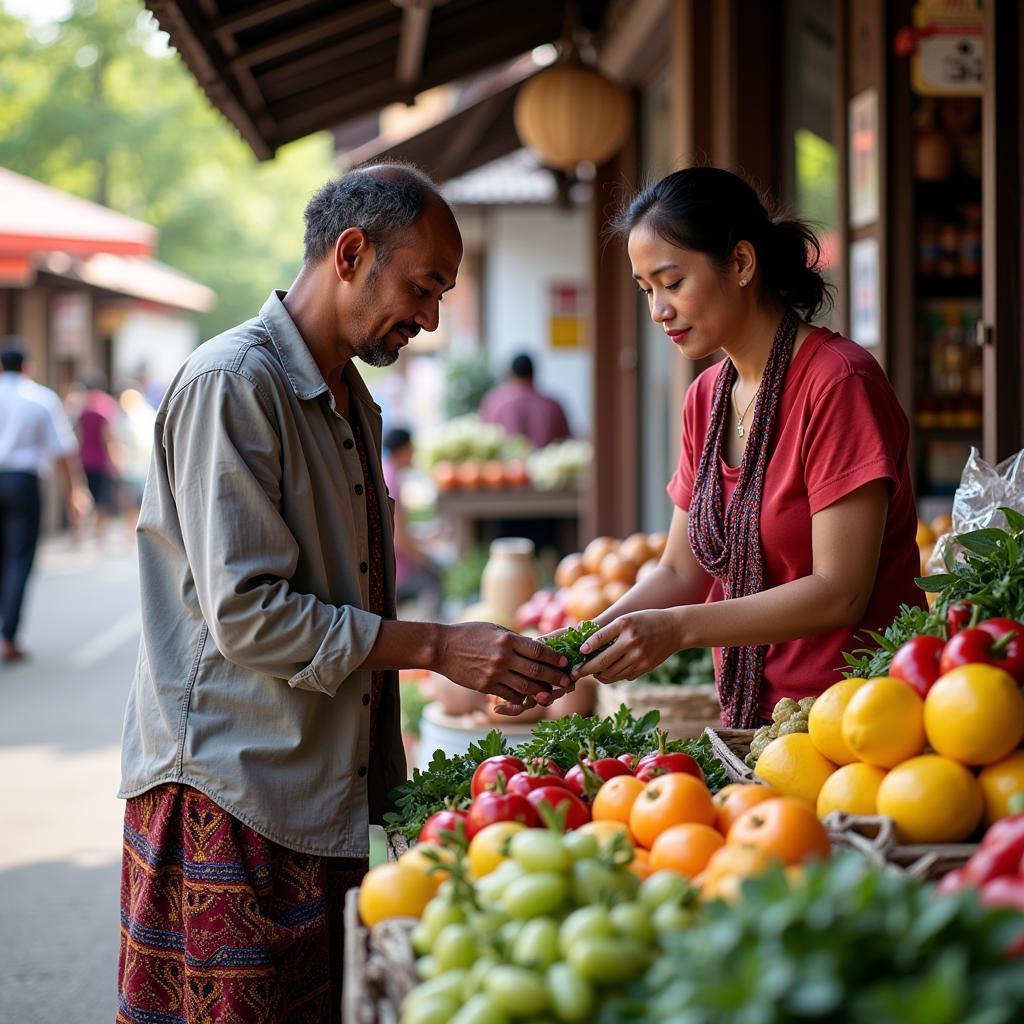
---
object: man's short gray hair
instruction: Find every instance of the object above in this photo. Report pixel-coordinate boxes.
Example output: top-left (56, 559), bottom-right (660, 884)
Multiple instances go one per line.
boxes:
top-left (302, 163), bottom-right (446, 266)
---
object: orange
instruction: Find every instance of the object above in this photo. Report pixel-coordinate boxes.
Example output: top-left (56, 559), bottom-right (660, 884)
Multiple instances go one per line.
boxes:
top-left (649, 823), bottom-right (725, 878)
top-left (727, 797), bottom-right (831, 866)
top-left (808, 677), bottom-right (870, 765)
top-left (815, 762), bottom-right (887, 820)
top-left (916, 520), bottom-right (936, 547)
top-left (629, 772), bottom-right (716, 849)
top-left (713, 783), bottom-right (778, 835)
top-left (358, 864), bottom-right (435, 926)
top-left (876, 754), bottom-right (983, 844)
top-left (841, 677), bottom-right (926, 768)
top-left (576, 819), bottom-right (635, 848)
top-left (924, 664), bottom-right (1024, 766)
top-left (693, 845), bottom-right (775, 902)
top-left (754, 734), bottom-right (837, 804)
top-left (592, 774), bottom-right (646, 826)
top-left (977, 750), bottom-right (1024, 825)
top-left (627, 846), bottom-right (651, 880)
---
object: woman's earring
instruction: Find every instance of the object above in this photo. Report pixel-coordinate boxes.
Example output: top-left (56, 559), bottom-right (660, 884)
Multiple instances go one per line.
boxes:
top-left (739, 279), bottom-right (747, 287)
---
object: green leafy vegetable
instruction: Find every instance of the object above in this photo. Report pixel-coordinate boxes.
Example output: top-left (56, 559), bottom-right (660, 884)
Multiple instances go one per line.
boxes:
top-left (635, 648), bottom-right (715, 686)
top-left (600, 854), bottom-right (1024, 1024)
top-left (842, 513), bottom-right (1024, 679)
top-left (541, 620), bottom-right (603, 670)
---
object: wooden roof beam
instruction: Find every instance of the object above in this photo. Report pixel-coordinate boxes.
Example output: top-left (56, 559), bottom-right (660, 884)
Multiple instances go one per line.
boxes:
top-left (394, 1), bottom-right (432, 86)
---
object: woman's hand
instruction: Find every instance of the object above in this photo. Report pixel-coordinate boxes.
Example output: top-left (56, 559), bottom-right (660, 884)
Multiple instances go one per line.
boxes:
top-left (573, 608), bottom-right (687, 684)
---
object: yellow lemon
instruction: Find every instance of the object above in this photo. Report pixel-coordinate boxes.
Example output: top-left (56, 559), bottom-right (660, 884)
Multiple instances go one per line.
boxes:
top-left (977, 750), bottom-right (1024, 825)
top-left (397, 843), bottom-right (454, 892)
top-left (357, 863), bottom-right (436, 927)
top-left (924, 664), bottom-right (1024, 766)
top-left (754, 733), bottom-right (837, 805)
top-left (876, 755), bottom-right (983, 844)
top-left (467, 820), bottom-right (526, 878)
top-left (815, 762), bottom-right (887, 820)
top-left (808, 677), bottom-right (870, 765)
top-left (841, 677), bottom-right (925, 768)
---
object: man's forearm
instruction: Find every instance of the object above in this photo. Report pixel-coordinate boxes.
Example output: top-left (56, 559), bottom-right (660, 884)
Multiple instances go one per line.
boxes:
top-left (359, 618), bottom-right (445, 672)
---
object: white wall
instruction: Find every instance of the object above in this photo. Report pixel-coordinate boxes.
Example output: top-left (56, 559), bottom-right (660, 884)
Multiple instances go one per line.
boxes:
top-left (112, 308), bottom-right (200, 392)
top-left (462, 204), bottom-right (592, 438)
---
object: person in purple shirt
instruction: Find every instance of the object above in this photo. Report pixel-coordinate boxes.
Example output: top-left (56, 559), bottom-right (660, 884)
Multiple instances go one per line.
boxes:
top-left (479, 353), bottom-right (571, 448)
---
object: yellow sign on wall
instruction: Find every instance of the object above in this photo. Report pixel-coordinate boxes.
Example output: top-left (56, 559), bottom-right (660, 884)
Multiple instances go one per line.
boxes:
top-left (911, 0), bottom-right (983, 97)
top-left (549, 282), bottom-right (583, 349)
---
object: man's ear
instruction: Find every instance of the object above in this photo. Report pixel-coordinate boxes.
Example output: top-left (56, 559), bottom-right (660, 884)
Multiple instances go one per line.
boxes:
top-left (334, 227), bottom-right (371, 283)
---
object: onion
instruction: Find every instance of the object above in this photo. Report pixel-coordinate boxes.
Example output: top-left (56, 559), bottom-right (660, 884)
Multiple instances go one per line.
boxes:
top-left (602, 580), bottom-right (630, 605)
top-left (636, 557), bottom-right (661, 582)
top-left (618, 533), bottom-right (652, 567)
top-left (554, 552), bottom-right (587, 589)
top-left (647, 532), bottom-right (668, 558)
top-left (599, 551), bottom-right (638, 586)
top-left (582, 536), bottom-right (617, 573)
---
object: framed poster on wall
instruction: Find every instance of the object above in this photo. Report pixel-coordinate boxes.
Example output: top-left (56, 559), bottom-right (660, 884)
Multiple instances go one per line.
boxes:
top-left (849, 89), bottom-right (880, 229)
top-left (849, 237), bottom-right (881, 348)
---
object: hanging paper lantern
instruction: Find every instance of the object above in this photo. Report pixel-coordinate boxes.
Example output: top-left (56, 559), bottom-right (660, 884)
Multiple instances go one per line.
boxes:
top-left (513, 61), bottom-right (633, 171)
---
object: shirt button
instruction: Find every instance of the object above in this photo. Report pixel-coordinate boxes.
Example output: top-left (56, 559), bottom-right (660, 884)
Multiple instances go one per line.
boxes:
top-left (357, 766), bottom-right (367, 778)
top-left (360, 561), bottom-right (368, 574)
top-left (343, 438), bottom-right (354, 450)
top-left (362, 693), bottom-right (370, 706)
top-left (354, 483), bottom-right (364, 496)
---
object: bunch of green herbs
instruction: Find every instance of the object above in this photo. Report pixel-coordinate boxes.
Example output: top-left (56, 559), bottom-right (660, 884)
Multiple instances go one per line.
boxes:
top-left (635, 647), bottom-right (715, 686)
top-left (541, 620), bottom-right (603, 670)
top-left (600, 854), bottom-right (1024, 1024)
top-left (842, 510), bottom-right (1024, 679)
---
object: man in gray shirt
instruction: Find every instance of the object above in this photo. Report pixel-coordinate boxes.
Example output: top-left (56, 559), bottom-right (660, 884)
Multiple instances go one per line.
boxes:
top-left (116, 165), bottom-right (571, 1024)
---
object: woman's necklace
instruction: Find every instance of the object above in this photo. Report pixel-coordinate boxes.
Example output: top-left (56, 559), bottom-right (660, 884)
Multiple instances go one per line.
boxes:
top-left (730, 382), bottom-right (758, 437)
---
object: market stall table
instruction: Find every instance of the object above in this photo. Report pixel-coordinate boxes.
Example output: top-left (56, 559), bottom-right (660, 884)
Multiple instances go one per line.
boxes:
top-left (436, 483), bottom-right (582, 557)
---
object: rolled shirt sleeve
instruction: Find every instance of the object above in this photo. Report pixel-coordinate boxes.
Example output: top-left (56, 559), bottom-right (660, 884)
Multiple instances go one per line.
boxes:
top-left (162, 368), bottom-right (382, 693)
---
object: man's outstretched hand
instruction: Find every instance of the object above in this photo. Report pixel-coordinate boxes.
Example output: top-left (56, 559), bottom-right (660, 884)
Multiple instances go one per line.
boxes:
top-left (437, 622), bottom-right (573, 715)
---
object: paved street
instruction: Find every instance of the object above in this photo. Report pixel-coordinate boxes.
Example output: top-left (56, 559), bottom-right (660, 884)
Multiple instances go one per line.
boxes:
top-left (0, 530), bottom-right (141, 1024)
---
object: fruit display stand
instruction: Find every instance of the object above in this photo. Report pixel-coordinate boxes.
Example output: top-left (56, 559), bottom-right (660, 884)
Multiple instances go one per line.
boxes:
top-left (596, 681), bottom-right (721, 740)
top-left (342, 893), bottom-right (416, 1024)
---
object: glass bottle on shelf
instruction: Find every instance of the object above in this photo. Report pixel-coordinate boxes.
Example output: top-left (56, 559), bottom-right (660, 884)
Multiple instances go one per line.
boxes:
top-left (958, 205), bottom-right (982, 278)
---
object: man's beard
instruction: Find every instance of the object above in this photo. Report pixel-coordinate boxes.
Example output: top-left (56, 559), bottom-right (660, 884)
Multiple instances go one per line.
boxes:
top-left (356, 334), bottom-right (399, 368)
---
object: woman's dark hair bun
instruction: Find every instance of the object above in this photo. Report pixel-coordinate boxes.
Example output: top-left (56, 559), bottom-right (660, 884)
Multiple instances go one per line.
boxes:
top-left (611, 166), bottom-right (834, 321)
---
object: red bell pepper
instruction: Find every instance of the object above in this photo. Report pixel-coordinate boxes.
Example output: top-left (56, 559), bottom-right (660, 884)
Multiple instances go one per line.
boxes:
top-left (418, 808), bottom-right (468, 846)
top-left (525, 785), bottom-right (591, 831)
top-left (890, 635), bottom-right (946, 698)
top-left (465, 783), bottom-right (539, 839)
top-left (964, 838), bottom-right (1024, 885)
top-left (945, 602), bottom-right (976, 637)
top-left (979, 876), bottom-right (1024, 955)
top-left (633, 728), bottom-right (706, 784)
top-left (938, 618), bottom-right (1024, 682)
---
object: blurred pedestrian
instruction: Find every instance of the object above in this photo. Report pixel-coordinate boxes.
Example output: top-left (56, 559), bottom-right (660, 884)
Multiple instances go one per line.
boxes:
top-left (75, 371), bottom-right (122, 541)
top-left (0, 343), bottom-right (89, 661)
top-left (479, 352), bottom-right (571, 448)
top-left (382, 427), bottom-right (443, 617)
top-left (114, 384), bottom-right (156, 536)
top-left (117, 164), bottom-right (572, 1024)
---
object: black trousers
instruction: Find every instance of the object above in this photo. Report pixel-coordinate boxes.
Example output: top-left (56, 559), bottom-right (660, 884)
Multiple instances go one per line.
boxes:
top-left (0, 471), bottom-right (41, 643)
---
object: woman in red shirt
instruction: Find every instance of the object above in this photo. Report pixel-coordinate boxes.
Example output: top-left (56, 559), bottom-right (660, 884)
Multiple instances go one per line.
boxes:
top-left (572, 167), bottom-right (924, 727)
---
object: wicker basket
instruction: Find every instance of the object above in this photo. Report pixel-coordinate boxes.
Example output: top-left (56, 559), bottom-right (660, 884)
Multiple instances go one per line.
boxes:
top-left (825, 813), bottom-right (979, 881)
top-left (342, 889), bottom-right (416, 1024)
top-left (703, 727), bottom-right (762, 783)
top-left (596, 681), bottom-right (721, 740)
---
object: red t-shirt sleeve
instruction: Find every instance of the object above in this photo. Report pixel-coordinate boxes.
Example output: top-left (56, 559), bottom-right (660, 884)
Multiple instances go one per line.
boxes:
top-left (666, 380), bottom-right (704, 511)
top-left (802, 371), bottom-right (904, 515)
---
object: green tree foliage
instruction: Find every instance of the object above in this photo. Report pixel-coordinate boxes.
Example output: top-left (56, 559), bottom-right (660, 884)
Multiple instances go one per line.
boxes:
top-left (0, 0), bottom-right (336, 337)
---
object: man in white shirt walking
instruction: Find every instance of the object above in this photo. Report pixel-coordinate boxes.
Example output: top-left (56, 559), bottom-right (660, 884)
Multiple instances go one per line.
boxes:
top-left (0, 343), bottom-right (85, 661)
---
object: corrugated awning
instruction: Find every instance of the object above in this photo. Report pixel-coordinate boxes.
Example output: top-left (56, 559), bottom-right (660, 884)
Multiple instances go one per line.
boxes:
top-left (145, 0), bottom-right (610, 159)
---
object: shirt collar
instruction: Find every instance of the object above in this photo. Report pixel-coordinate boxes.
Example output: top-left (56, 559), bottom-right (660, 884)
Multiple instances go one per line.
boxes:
top-left (260, 290), bottom-right (380, 413)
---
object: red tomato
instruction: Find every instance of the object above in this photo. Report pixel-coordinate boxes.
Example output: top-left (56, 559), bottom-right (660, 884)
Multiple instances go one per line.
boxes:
top-left (634, 751), bottom-right (705, 784)
top-left (526, 786), bottom-right (591, 831)
top-left (471, 756), bottom-right (527, 798)
top-left (945, 602), bottom-right (975, 637)
top-left (465, 790), bottom-right (538, 839)
top-left (527, 758), bottom-right (565, 778)
top-left (417, 809), bottom-right (468, 846)
top-left (940, 620), bottom-right (1024, 682)
top-left (507, 770), bottom-right (569, 797)
top-left (618, 754), bottom-right (636, 770)
top-left (565, 758), bottom-right (631, 801)
top-left (937, 868), bottom-right (969, 896)
top-left (890, 635), bottom-right (946, 698)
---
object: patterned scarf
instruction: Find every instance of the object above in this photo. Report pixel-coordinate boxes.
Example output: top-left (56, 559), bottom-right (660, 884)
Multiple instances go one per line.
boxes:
top-left (687, 308), bottom-right (800, 727)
